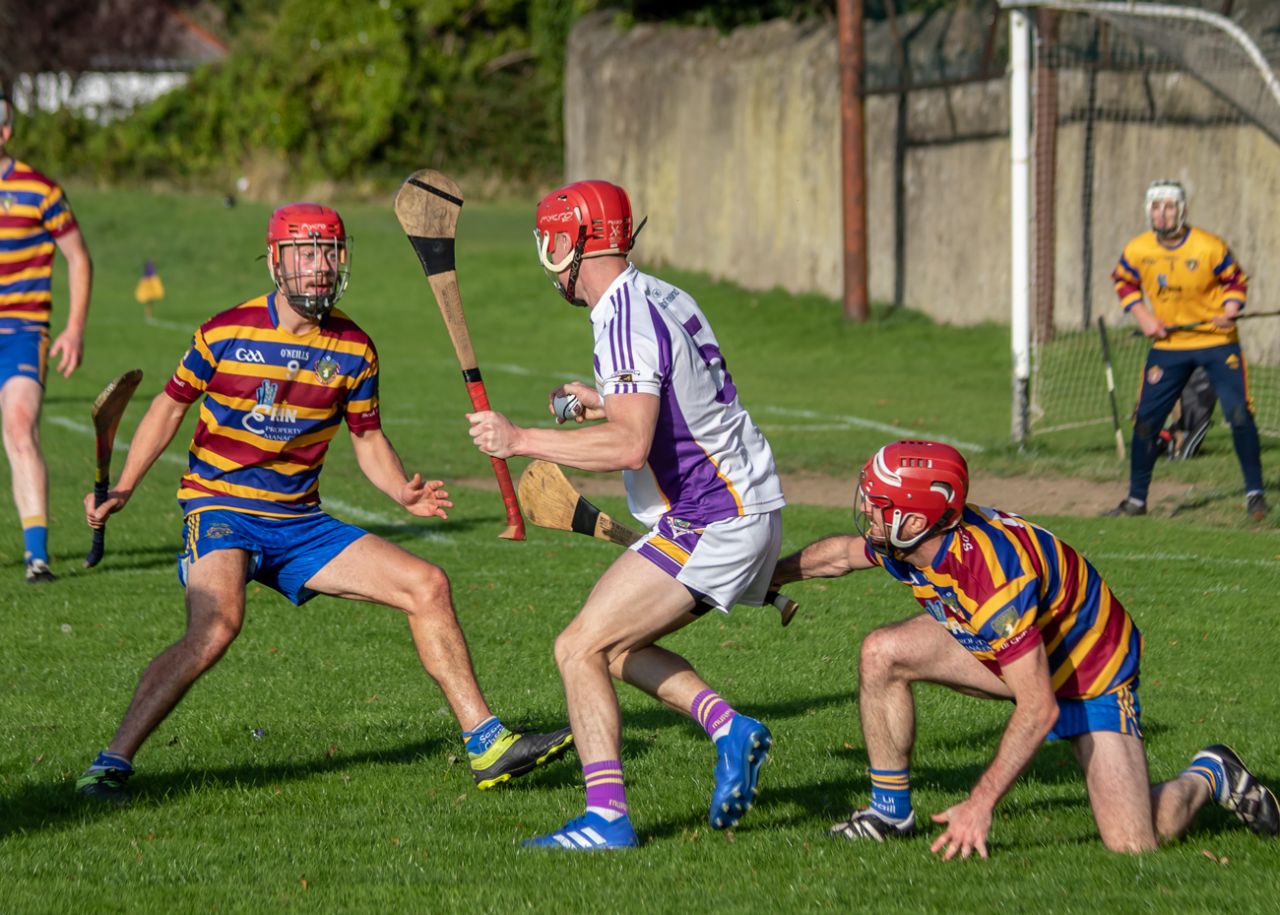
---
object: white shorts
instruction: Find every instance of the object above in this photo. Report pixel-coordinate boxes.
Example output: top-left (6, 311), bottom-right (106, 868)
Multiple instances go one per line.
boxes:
top-left (632, 509), bottom-right (783, 612)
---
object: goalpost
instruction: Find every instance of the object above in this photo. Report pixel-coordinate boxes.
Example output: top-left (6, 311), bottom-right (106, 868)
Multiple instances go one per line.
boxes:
top-left (1000, 0), bottom-right (1280, 448)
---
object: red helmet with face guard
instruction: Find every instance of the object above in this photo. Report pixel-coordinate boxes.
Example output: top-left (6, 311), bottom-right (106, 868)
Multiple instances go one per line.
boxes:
top-left (534, 180), bottom-right (644, 303)
top-left (856, 440), bottom-right (968, 553)
top-left (266, 202), bottom-right (350, 319)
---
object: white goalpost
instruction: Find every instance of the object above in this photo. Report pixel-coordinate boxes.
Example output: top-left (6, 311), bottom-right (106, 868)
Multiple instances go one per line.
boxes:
top-left (1000, 0), bottom-right (1280, 448)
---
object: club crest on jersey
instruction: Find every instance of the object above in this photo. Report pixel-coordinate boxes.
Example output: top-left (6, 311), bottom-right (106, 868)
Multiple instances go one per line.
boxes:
top-left (314, 356), bottom-right (340, 384)
top-left (1186, 258), bottom-right (1198, 271)
top-left (1147, 365), bottom-right (1164, 385)
top-left (989, 605), bottom-right (1020, 640)
top-left (0, 192), bottom-right (14, 212)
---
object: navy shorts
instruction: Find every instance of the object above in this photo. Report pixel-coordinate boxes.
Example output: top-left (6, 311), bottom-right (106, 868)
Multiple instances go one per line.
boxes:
top-left (178, 509), bottom-right (367, 605)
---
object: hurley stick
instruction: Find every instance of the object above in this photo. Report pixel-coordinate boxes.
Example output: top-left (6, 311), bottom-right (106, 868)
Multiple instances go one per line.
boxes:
top-left (394, 169), bottom-right (525, 540)
top-left (85, 368), bottom-right (144, 567)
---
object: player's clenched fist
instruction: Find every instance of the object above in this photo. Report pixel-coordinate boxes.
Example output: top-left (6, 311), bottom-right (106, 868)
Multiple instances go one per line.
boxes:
top-left (468, 410), bottom-right (520, 459)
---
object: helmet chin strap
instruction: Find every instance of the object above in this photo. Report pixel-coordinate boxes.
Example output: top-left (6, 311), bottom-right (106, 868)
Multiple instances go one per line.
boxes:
top-left (560, 226), bottom-right (589, 306)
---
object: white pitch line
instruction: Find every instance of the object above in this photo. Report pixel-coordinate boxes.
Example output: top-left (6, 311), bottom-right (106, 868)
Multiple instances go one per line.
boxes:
top-left (45, 415), bottom-right (450, 543)
top-left (143, 316), bottom-right (196, 332)
top-left (489, 362), bottom-right (583, 382)
top-left (1087, 551), bottom-right (1280, 572)
top-left (480, 364), bottom-right (991, 450)
top-left (758, 406), bottom-right (986, 452)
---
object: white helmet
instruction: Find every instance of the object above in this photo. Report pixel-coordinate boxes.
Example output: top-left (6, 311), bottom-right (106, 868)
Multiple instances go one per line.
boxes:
top-left (1145, 180), bottom-right (1186, 237)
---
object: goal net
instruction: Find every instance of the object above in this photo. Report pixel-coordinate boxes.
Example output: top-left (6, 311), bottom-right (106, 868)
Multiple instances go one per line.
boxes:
top-left (1006, 1), bottom-right (1280, 442)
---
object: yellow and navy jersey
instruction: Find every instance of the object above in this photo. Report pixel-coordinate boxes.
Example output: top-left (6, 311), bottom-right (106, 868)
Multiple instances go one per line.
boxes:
top-left (1112, 227), bottom-right (1247, 351)
top-left (0, 159), bottom-right (78, 330)
top-left (163, 292), bottom-right (381, 517)
top-left (867, 505), bottom-right (1142, 700)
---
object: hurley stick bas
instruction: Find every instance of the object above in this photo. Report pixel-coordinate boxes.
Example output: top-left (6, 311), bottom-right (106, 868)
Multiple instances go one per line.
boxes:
top-left (85, 368), bottom-right (144, 568)
top-left (1129, 309), bottom-right (1280, 336)
top-left (1096, 317), bottom-right (1126, 461)
top-left (517, 460), bottom-right (799, 627)
top-left (394, 169), bottom-right (525, 540)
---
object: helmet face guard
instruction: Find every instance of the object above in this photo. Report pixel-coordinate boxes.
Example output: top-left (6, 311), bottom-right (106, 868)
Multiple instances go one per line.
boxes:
top-left (267, 203), bottom-right (350, 320)
top-left (855, 441), bottom-right (969, 557)
top-left (533, 180), bottom-right (643, 305)
top-left (1145, 180), bottom-right (1187, 240)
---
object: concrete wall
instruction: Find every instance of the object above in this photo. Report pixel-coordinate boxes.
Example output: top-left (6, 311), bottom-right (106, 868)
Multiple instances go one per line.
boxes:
top-left (564, 13), bottom-right (1280, 352)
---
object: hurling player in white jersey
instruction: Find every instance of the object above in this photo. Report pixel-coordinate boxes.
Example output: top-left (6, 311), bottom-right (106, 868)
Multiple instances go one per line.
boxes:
top-left (468, 180), bottom-right (786, 850)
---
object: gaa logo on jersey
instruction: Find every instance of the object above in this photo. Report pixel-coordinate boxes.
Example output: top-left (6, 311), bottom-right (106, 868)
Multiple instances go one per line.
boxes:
top-left (1186, 258), bottom-right (1198, 271)
top-left (314, 356), bottom-right (340, 384)
top-left (0, 192), bottom-right (14, 212)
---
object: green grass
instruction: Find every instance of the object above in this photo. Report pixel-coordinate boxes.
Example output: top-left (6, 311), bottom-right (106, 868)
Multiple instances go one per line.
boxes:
top-left (1, 189), bottom-right (1278, 912)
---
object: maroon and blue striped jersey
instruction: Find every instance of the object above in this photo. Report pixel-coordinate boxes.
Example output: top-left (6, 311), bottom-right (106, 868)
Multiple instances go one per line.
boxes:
top-left (868, 505), bottom-right (1142, 699)
top-left (163, 292), bottom-right (380, 517)
top-left (0, 159), bottom-right (78, 330)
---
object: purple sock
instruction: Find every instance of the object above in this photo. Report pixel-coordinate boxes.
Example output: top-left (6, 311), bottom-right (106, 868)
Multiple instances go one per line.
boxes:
top-left (692, 689), bottom-right (736, 741)
top-left (584, 760), bottom-right (628, 820)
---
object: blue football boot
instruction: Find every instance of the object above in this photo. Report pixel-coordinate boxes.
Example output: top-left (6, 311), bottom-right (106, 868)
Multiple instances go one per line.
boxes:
top-left (523, 811), bottom-right (639, 850)
top-left (709, 715), bottom-right (772, 829)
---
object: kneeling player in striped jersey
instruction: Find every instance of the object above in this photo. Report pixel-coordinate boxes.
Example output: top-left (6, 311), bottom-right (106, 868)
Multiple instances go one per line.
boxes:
top-left (773, 440), bottom-right (1277, 857)
top-left (75, 204), bottom-right (571, 803)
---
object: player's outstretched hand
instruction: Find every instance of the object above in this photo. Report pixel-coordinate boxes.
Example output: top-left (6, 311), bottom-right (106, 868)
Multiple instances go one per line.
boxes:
top-left (467, 410), bottom-right (520, 459)
top-left (399, 473), bottom-right (452, 520)
top-left (84, 490), bottom-right (129, 529)
top-left (930, 799), bottom-right (992, 861)
top-left (50, 327), bottom-right (85, 378)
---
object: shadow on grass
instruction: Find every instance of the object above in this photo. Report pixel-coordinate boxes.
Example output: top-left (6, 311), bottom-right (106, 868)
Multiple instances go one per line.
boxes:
top-left (0, 736), bottom-right (472, 839)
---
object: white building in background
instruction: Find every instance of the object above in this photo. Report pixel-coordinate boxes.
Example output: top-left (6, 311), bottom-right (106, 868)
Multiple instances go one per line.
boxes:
top-left (8, 3), bottom-right (226, 124)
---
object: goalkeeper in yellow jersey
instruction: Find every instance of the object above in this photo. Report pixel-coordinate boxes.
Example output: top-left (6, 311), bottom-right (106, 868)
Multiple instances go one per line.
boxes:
top-left (1106, 180), bottom-right (1265, 521)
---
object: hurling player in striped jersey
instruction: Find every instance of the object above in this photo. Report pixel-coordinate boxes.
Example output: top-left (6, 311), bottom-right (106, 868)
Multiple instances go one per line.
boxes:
top-left (0, 92), bottom-right (95, 583)
top-left (75, 204), bottom-right (571, 803)
top-left (773, 440), bottom-right (1277, 857)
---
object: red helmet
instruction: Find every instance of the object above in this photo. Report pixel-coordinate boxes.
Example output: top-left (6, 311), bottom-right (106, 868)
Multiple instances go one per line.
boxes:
top-left (856, 440), bottom-right (968, 553)
top-left (266, 203), bottom-right (350, 319)
top-left (534, 180), bottom-right (644, 303)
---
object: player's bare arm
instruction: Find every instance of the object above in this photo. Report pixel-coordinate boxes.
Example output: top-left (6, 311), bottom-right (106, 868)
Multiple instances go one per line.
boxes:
top-left (84, 390), bottom-right (190, 527)
top-left (930, 643), bottom-right (1058, 861)
top-left (773, 535), bottom-right (875, 586)
top-left (349, 427), bottom-right (452, 520)
top-left (469, 391), bottom-right (658, 471)
top-left (50, 227), bottom-right (93, 377)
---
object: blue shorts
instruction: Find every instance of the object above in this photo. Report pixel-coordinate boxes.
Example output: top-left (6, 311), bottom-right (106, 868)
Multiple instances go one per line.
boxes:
top-left (0, 326), bottom-right (49, 387)
top-left (1046, 681), bottom-right (1143, 741)
top-left (178, 509), bottom-right (367, 605)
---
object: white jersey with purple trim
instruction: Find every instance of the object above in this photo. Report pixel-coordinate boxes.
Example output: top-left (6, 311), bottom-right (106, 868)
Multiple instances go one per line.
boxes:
top-left (589, 265), bottom-right (786, 528)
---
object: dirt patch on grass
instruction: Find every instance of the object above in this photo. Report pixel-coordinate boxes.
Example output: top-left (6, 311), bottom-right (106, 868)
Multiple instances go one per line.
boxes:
top-left (460, 469), bottom-right (1193, 518)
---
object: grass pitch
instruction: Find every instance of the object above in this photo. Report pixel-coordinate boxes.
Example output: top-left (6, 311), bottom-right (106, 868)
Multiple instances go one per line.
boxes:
top-left (0, 188), bottom-right (1277, 912)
